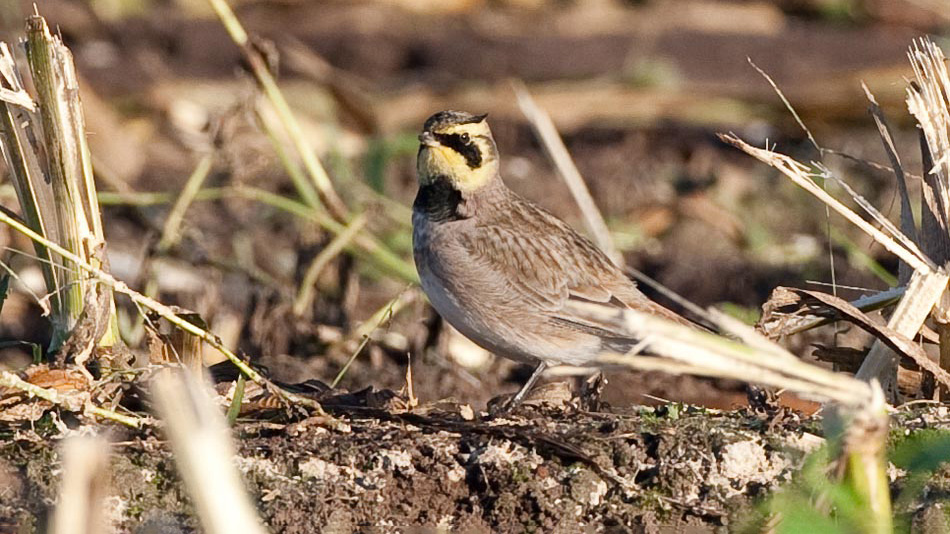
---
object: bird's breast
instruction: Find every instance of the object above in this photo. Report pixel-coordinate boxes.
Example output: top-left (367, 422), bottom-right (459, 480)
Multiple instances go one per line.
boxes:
top-left (413, 210), bottom-right (502, 343)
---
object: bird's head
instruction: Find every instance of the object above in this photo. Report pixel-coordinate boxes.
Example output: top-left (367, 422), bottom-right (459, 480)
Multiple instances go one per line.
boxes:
top-left (417, 110), bottom-right (499, 192)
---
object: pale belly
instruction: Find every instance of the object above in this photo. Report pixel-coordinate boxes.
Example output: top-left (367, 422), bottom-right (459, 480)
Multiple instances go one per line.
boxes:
top-left (416, 252), bottom-right (538, 365)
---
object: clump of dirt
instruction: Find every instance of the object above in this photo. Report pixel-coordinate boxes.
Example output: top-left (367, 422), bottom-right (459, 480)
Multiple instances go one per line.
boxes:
top-left (0, 396), bottom-right (819, 533)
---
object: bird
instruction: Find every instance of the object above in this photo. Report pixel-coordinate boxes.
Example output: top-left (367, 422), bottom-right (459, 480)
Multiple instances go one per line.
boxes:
top-left (412, 110), bottom-right (691, 409)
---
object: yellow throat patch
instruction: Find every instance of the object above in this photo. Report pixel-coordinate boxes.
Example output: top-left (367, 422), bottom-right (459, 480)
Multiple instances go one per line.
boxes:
top-left (418, 122), bottom-right (498, 193)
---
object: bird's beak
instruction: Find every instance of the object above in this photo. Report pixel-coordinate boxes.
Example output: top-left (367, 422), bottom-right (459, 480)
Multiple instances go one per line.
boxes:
top-left (418, 131), bottom-right (440, 148)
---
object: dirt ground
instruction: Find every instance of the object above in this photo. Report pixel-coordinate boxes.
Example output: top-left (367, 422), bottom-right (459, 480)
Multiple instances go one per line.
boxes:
top-left (1, 387), bottom-right (822, 533)
top-left (1, 0), bottom-right (949, 532)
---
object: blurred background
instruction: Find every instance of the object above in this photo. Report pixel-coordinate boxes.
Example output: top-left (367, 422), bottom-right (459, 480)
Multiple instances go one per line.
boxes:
top-left (0, 0), bottom-right (947, 409)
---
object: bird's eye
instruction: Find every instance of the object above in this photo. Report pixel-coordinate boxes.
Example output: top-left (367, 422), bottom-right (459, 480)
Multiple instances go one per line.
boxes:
top-left (460, 133), bottom-right (470, 143)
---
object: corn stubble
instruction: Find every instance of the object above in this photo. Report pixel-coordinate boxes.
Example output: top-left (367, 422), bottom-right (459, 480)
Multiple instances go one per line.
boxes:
top-left (709, 36), bottom-right (950, 532)
top-left (0, 15), bottom-right (119, 359)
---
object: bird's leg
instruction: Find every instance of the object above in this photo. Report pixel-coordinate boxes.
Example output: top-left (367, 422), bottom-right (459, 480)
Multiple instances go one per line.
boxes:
top-left (506, 361), bottom-right (547, 410)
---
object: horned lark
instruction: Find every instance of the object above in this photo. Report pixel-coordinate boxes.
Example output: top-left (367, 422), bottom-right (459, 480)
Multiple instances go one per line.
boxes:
top-left (412, 110), bottom-right (690, 407)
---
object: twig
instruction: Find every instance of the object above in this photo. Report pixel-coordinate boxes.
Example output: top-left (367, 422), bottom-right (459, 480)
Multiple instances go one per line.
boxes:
top-left (797, 287), bottom-right (950, 391)
top-left (0, 43), bottom-right (35, 110)
top-left (512, 80), bottom-right (619, 263)
top-left (0, 369), bottom-right (61, 403)
top-left (152, 369), bottom-right (268, 534)
top-left (206, 0), bottom-right (348, 220)
top-left (748, 57), bottom-right (821, 154)
top-left (51, 436), bottom-right (109, 534)
top-left (233, 185), bottom-right (417, 282)
top-left (720, 134), bottom-right (935, 275)
top-left (405, 353), bottom-right (418, 408)
top-left (293, 213), bottom-right (367, 316)
top-left (0, 208), bottom-right (332, 415)
top-left (748, 58), bottom-right (841, 322)
top-left (765, 286), bottom-right (905, 337)
top-left (855, 268), bottom-right (949, 392)
top-left (255, 105), bottom-right (320, 210)
top-left (862, 82), bottom-right (916, 258)
top-left (98, 186), bottom-right (418, 282)
top-left (0, 370), bottom-right (143, 427)
top-left (157, 153), bottom-right (214, 253)
top-left (823, 148), bottom-right (922, 181)
top-left (573, 300), bottom-right (875, 407)
top-left (331, 286), bottom-right (415, 388)
top-left (816, 163), bottom-right (923, 265)
top-left (625, 266), bottom-right (716, 329)
top-left (226, 374), bottom-right (245, 426)
top-left (84, 405), bottom-right (144, 428)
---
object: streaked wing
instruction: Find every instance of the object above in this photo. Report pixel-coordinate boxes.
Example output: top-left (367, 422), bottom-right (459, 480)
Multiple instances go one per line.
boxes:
top-left (462, 200), bottom-right (636, 313)
top-left (462, 195), bottom-right (693, 339)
